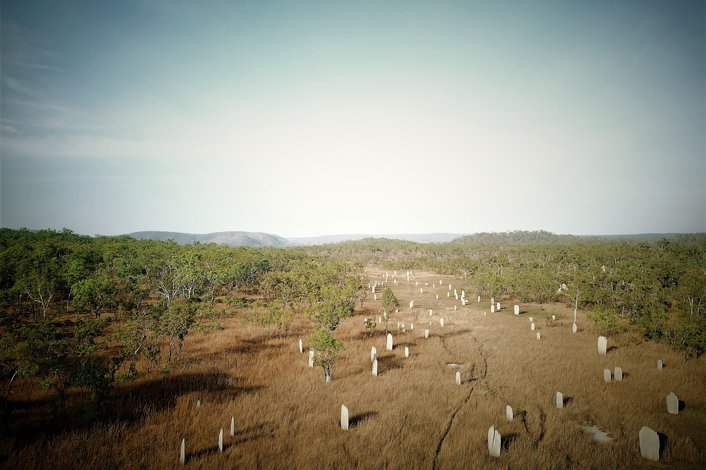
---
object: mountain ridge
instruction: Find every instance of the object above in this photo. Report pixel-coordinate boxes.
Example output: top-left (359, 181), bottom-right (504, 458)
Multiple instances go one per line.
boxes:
top-left (125, 230), bottom-right (704, 248)
top-left (127, 231), bottom-right (290, 247)
top-left (126, 231), bottom-right (464, 247)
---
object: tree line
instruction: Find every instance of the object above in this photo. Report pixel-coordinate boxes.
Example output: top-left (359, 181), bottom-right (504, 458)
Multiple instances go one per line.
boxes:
top-left (1, 228), bottom-right (703, 431)
top-left (308, 233), bottom-right (706, 359)
top-left (0, 228), bottom-right (363, 425)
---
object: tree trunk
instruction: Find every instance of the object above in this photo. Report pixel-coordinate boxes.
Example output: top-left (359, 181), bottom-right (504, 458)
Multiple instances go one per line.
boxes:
top-left (3, 370), bottom-right (18, 424)
top-left (4, 370), bottom-right (18, 401)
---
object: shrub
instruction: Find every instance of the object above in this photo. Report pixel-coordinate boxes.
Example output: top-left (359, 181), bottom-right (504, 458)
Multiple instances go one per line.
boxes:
top-left (587, 308), bottom-right (626, 336)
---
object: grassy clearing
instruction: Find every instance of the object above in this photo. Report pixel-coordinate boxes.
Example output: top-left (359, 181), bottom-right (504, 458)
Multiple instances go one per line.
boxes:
top-left (3, 266), bottom-right (705, 468)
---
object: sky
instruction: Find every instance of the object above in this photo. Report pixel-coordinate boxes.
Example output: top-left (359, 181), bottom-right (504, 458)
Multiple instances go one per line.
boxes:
top-left (1, 0), bottom-right (704, 237)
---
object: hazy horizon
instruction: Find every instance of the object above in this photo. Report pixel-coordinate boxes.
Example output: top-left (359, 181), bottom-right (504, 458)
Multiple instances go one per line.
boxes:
top-left (2, 1), bottom-right (704, 237)
top-left (4, 227), bottom-right (703, 241)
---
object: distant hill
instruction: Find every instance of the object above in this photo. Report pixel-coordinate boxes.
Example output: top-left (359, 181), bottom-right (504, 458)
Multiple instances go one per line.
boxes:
top-left (288, 233), bottom-right (463, 246)
top-left (126, 230), bottom-right (704, 248)
top-left (127, 231), bottom-right (290, 247)
top-left (128, 231), bottom-right (463, 247)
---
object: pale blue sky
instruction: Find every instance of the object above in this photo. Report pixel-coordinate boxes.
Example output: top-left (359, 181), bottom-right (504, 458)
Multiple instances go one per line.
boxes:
top-left (1, 0), bottom-right (704, 237)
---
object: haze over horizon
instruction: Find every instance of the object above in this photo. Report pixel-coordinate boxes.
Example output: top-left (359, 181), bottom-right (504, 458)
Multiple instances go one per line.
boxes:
top-left (2, 0), bottom-right (704, 238)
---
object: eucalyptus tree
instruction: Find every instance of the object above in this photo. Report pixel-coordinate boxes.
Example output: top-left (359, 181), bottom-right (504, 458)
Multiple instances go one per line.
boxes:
top-left (381, 287), bottom-right (399, 334)
top-left (309, 328), bottom-right (344, 382)
top-left (71, 268), bottom-right (116, 318)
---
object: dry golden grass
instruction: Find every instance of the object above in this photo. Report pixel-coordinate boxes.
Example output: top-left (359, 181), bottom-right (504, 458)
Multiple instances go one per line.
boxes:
top-left (3, 266), bottom-right (705, 469)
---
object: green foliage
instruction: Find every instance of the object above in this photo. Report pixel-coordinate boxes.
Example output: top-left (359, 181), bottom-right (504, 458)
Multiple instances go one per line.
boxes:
top-left (587, 308), bottom-right (626, 336)
top-left (0, 227), bottom-right (703, 429)
top-left (111, 316), bottom-right (153, 378)
top-left (664, 314), bottom-right (706, 360)
top-left (454, 230), bottom-right (582, 245)
top-left (258, 258), bottom-right (363, 334)
top-left (637, 310), bottom-right (668, 341)
top-left (158, 298), bottom-right (196, 362)
top-left (0, 315), bottom-right (110, 418)
top-left (307, 282), bottom-right (358, 331)
top-left (309, 328), bottom-right (344, 381)
top-left (0, 320), bottom-right (43, 422)
top-left (71, 357), bottom-right (114, 410)
top-left (381, 287), bottom-right (399, 314)
top-left (311, 233), bottom-right (706, 356)
top-left (194, 303), bottom-right (222, 334)
top-left (72, 269), bottom-right (116, 317)
top-left (363, 316), bottom-right (376, 336)
top-left (246, 300), bottom-right (293, 337)
top-left (226, 295), bottom-right (254, 308)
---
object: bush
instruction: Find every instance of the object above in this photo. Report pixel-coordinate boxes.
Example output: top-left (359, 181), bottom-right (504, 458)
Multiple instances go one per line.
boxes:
top-left (587, 308), bottom-right (626, 336)
top-left (637, 310), bottom-right (667, 341)
top-left (664, 315), bottom-right (706, 360)
top-left (309, 328), bottom-right (344, 381)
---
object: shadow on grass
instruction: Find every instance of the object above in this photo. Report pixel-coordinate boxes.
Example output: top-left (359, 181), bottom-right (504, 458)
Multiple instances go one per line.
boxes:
top-left (111, 372), bottom-right (263, 418)
top-left (502, 433), bottom-right (519, 450)
top-left (658, 432), bottom-right (669, 460)
top-left (5, 371), bottom-right (264, 453)
top-left (377, 356), bottom-right (404, 373)
top-left (439, 329), bottom-right (471, 339)
top-left (222, 336), bottom-right (284, 355)
top-left (350, 411), bottom-right (378, 429)
top-left (355, 330), bottom-right (390, 341)
top-left (187, 422), bottom-right (276, 462)
top-left (187, 335), bottom-right (291, 368)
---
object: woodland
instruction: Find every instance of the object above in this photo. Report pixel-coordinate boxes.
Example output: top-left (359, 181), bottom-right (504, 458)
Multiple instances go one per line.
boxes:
top-left (0, 228), bottom-right (704, 467)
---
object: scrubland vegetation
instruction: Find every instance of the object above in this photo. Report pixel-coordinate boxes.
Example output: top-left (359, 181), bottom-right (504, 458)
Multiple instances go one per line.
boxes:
top-left (0, 228), bottom-right (704, 468)
top-left (310, 232), bottom-right (706, 359)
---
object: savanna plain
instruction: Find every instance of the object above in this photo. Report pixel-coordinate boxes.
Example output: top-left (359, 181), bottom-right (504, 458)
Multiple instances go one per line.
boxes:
top-left (1, 230), bottom-right (704, 469)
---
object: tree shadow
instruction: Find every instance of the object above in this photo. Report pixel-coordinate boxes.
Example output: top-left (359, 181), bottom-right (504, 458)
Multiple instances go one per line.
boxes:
top-left (189, 336), bottom-right (284, 366)
top-left (6, 371), bottom-right (264, 452)
top-left (440, 329), bottom-right (471, 339)
top-left (355, 330), bottom-right (381, 341)
top-left (222, 337), bottom-right (281, 355)
top-left (377, 356), bottom-right (404, 372)
top-left (186, 422), bottom-right (275, 462)
top-left (350, 411), bottom-right (378, 429)
top-left (355, 307), bottom-right (375, 317)
top-left (110, 372), bottom-right (263, 420)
